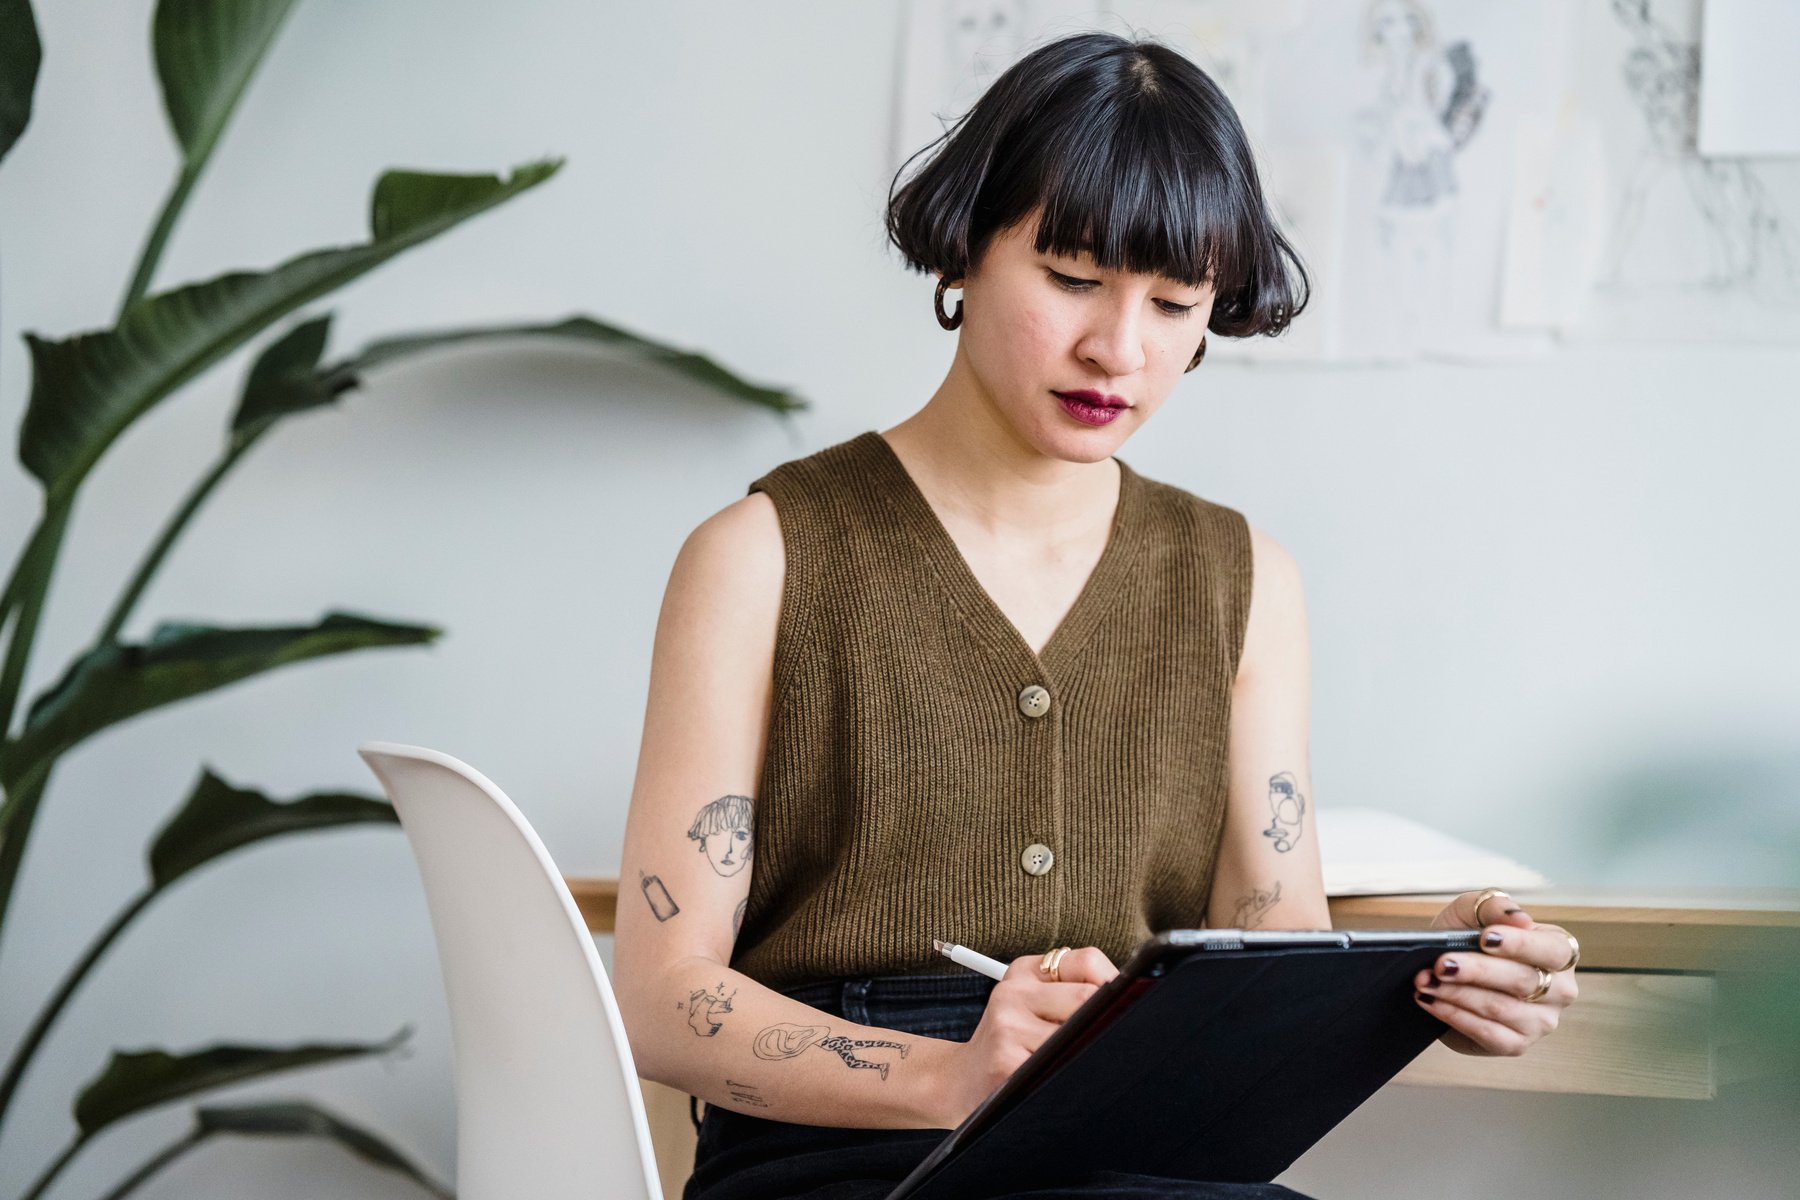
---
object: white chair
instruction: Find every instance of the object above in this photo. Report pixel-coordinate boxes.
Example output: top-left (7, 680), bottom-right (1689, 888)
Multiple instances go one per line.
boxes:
top-left (357, 741), bottom-right (666, 1200)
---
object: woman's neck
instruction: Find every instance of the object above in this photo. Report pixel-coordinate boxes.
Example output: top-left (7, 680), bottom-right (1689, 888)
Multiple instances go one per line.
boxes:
top-left (878, 371), bottom-right (1121, 546)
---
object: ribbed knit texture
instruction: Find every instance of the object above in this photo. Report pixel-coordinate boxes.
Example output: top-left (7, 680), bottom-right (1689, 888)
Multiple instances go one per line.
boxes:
top-left (730, 431), bottom-right (1252, 992)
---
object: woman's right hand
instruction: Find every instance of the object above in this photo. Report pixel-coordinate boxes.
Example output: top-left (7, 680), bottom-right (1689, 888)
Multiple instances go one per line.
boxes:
top-left (932, 948), bottom-right (1119, 1128)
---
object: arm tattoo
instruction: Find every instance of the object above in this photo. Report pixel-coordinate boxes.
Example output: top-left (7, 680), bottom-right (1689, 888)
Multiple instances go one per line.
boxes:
top-left (725, 1079), bottom-right (770, 1108)
top-left (689, 794), bottom-right (755, 876)
top-left (640, 871), bottom-right (680, 921)
top-left (679, 982), bottom-right (736, 1036)
top-left (1230, 880), bottom-right (1282, 929)
top-left (1261, 771), bottom-right (1306, 852)
top-left (753, 1024), bottom-right (911, 1081)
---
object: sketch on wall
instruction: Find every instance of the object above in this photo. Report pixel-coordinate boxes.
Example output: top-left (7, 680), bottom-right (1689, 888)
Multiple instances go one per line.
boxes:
top-left (1557, 0), bottom-right (1800, 342)
top-left (892, 0), bottom-right (1800, 361)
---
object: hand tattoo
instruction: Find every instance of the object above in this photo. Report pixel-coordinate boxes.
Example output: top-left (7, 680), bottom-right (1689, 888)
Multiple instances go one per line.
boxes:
top-left (682, 982), bottom-right (736, 1037)
top-left (1262, 771), bottom-right (1306, 852)
top-left (1230, 880), bottom-right (1282, 929)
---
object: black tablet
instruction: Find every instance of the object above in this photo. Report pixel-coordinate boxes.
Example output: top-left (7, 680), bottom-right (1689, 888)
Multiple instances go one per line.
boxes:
top-left (886, 928), bottom-right (1482, 1199)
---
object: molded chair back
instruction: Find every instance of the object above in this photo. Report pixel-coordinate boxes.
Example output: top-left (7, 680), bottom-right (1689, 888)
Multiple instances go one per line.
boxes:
top-left (358, 741), bottom-right (662, 1199)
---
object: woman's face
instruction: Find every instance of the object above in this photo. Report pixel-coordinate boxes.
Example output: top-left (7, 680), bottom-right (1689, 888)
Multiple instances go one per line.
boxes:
top-left (956, 206), bottom-right (1216, 464)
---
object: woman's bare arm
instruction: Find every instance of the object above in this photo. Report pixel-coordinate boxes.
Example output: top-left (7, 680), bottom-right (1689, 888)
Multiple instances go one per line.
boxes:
top-left (1206, 524), bottom-right (1332, 931)
top-left (612, 494), bottom-right (956, 1129)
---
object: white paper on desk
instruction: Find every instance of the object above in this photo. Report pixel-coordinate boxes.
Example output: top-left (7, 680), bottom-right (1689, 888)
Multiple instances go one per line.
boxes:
top-left (1316, 807), bottom-right (1551, 897)
top-left (1698, 0), bottom-right (1800, 156)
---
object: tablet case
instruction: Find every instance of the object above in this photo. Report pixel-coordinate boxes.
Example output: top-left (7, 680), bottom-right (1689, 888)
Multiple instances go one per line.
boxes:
top-left (887, 930), bottom-right (1480, 1199)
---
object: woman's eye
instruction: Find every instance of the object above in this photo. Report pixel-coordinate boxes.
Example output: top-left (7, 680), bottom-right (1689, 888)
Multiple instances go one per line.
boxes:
top-left (1049, 269), bottom-right (1194, 318)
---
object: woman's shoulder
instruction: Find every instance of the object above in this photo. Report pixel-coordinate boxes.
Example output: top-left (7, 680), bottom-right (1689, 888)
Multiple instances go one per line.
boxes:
top-left (1123, 464), bottom-right (1299, 592)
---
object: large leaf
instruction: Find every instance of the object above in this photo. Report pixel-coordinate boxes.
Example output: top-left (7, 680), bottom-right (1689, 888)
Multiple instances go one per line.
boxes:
top-left (150, 768), bottom-right (397, 888)
top-left (233, 313), bottom-right (805, 435)
top-left (74, 1028), bottom-right (411, 1135)
top-left (21, 159), bottom-right (562, 498)
top-left (154, 0), bottom-right (298, 165)
top-left (94, 1101), bottom-right (451, 1200)
top-left (0, 0), bottom-right (40, 167)
top-left (1, 613), bottom-right (439, 789)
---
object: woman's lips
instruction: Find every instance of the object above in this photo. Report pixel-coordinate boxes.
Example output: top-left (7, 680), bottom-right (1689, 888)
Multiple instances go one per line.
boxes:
top-left (1054, 390), bottom-right (1126, 426)
top-left (1053, 389), bottom-right (1127, 408)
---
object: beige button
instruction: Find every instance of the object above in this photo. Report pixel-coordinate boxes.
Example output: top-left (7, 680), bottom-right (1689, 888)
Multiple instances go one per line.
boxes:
top-left (1021, 843), bottom-right (1055, 876)
top-left (1017, 684), bottom-right (1051, 719)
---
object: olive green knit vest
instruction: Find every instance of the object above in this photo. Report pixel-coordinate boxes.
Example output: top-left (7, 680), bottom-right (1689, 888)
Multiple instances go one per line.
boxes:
top-left (730, 431), bottom-right (1252, 992)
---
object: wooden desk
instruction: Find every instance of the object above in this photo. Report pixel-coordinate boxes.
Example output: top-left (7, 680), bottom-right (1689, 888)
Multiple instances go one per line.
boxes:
top-left (566, 880), bottom-right (1800, 1194)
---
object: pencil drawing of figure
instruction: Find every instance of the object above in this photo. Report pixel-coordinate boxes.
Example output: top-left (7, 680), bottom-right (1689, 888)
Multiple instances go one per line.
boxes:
top-left (688, 793), bottom-right (755, 877)
top-left (1262, 771), bottom-right (1306, 853)
top-left (686, 983), bottom-right (736, 1037)
top-left (1353, 0), bottom-right (1490, 341)
top-left (941, 0), bottom-right (1028, 122)
top-left (1601, 0), bottom-right (1797, 296)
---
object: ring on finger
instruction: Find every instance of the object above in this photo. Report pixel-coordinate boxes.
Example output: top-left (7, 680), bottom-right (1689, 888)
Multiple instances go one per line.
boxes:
top-left (1471, 887), bottom-right (1509, 928)
top-left (1040, 945), bottom-right (1072, 982)
top-left (1556, 933), bottom-right (1581, 973)
top-left (1524, 967), bottom-right (1553, 1003)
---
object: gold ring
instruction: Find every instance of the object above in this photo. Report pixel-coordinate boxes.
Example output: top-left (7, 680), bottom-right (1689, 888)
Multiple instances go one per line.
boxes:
top-left (1556, 933), bottom-right (1581, 973)
top-left (1471, 887), bottom-right (1509, 929)
top-left (1524, 967), bottom-right (1553, 1003)
top-left (1039, 945), bottom-right (1072, 982)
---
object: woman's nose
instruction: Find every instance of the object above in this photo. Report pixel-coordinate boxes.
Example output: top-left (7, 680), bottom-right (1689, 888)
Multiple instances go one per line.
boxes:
top-left (1077, 307), bottom-right (1146, 377)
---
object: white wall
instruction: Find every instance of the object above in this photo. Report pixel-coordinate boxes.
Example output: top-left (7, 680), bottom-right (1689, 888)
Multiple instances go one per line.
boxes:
top-left (1, 1), bottom-right (1794, 1197)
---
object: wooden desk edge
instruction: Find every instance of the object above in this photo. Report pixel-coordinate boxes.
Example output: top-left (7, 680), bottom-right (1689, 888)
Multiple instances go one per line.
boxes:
top-left (569, 878), bottom-right (1800, 973)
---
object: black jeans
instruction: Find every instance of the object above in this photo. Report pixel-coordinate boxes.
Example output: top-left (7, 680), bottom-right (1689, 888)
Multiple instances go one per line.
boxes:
top-left (681, 973), bottom-right (1315, 1200)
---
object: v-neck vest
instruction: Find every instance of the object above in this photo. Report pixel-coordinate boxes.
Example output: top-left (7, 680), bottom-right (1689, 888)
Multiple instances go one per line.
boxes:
top-left (730, 431), bottom-right (1253, 991)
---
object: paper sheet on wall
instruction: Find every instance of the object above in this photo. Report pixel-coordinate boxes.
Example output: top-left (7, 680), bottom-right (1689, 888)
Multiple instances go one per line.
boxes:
top-left (891, 0), bottom-right (1800, 360)
top-left (1697, 0), bottom-right (1800, 157)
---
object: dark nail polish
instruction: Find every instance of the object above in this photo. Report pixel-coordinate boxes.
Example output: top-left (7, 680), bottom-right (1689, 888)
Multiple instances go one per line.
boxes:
top-left (1421, 975), bottom-right (1439, 989)
top-left (1483, 930), bottom-right (1503, 948)
top-left (1439, 958), bottom-right (1459, 977)
top-left (1418, 992), bottom-right (1436, 1004)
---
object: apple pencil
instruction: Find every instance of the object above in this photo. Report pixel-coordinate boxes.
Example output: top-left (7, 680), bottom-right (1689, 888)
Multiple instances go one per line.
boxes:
top-left (932, 937), bottom-right (1008, 981)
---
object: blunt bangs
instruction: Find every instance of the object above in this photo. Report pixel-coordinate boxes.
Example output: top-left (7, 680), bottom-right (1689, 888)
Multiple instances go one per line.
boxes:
top-left (887, 32), bottom-right (1309, 339)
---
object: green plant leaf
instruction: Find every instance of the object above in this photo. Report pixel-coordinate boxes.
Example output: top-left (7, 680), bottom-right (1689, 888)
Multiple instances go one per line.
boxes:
top-left (149, 768), bottom-right (397, 889)
top-left (0, 0), bottom-right (41, 166)
top-left (1, 613), bottom-right (439, 789)
top-left (234, 313), bottom-right (806, 434)
top-left (73, 1027), bottom-right (411, 1136)
top-left (151, 766), bottom-right (397, 888)
top-left (22, 158), bottom-right (563, 499)
top-left (229, 313), bottom-right (343, 436)
top-left (190, 1101), bottom-right (452, 1196)
top-left (331, 314), bottom-right (807, 419)
top-left (154, 0), bottom-right (298, 163)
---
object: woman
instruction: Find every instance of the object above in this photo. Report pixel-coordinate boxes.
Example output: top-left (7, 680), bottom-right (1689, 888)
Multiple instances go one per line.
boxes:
top-left (614, 30), bottom-right (1579, 1200)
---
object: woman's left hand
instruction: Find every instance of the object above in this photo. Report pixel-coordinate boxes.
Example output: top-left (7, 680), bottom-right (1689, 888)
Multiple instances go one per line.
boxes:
top-left (1415, 889), bottom-right (1580, 1057)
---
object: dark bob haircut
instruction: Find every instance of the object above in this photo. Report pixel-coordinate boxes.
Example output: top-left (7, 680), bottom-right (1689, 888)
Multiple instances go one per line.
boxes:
top-left (886, 31), bottom-right (1309, 339)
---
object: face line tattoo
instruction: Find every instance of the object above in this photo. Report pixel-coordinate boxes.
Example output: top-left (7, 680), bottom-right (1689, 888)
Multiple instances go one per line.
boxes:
top-left (1262, 770), bottom-right (1306, 852)
top-left (689, 793), bottom-right (755, 877)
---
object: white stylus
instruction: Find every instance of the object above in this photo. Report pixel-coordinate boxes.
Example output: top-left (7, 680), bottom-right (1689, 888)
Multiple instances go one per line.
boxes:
top-left (932, 938), bottom-right (1008, 981)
